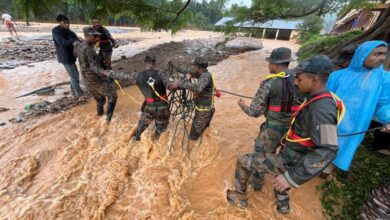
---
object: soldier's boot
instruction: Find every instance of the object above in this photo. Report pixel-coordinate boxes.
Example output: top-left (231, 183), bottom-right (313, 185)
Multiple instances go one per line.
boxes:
top-left (133, 123), bottom-right (147, 142)
top-left (227, 190), bottom-right (248, 208)
top-left (249, 171), bottom-right (264, 191)
top-left (275, 190), bottom-right (290, 214)
top-left (152, 124), bottom-right (166, 141)
top-left (227, 161), bottom-right (250, 207)
top-left (97, 104), bottom-right (104, 116)
top-left (105, 97), bottom-right (117, 122)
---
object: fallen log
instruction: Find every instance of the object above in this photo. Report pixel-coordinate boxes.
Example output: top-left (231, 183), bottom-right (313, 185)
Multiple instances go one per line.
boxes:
top-left (15, 81), bottom-right (70, 98)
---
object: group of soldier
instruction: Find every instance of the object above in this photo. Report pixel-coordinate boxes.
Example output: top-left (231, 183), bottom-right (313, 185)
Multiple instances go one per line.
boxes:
top-left (53, 16), bottom-right (215, 141)
top-left (52, 15), bottom-right (390, 216)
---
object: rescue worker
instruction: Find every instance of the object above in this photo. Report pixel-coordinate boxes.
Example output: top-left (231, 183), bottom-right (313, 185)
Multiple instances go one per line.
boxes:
top-left (238, 47), bottom-right (303, 191)
top-left (73, 27), bottom-right (117, 124)
top-left (92, 17), bottom-right (118, 70)
top-left (103, 53), bottom-right (172, 141)
top-left (227, 55), bottom-right (343, 214)
top-left (169, 57), bottom-right (216, 141)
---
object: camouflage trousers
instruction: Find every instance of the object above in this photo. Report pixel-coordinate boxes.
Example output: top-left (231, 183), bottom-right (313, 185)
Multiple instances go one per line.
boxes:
top-left (233, 152), bottom-right (290, 204)
top-left (135, 103), bottom-right (169, 139)
top-left (99, 46), bottom-right (113, 70)
top-left (254, 120), bottom-right (289, 154)
top-left (251, 120), bottom-right (289, 190)
top-left (190, 108), bottom-right (215, 140)
top-left (361, 183), bottom-right (390, 220)
top-left (86, 80), bottom-right (118, 121)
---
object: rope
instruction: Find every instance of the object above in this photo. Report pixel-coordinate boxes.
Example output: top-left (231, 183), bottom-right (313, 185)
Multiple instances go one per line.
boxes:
top-left (219, 90), bottom-right (254, 99)
top-left (114, 79), bottom-right (142, 105)
top-left (338, 127), bottom-right (383, 137)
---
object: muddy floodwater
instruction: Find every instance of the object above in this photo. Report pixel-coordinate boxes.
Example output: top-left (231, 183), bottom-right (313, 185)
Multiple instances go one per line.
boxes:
top-left (0, 28), bottom-right (324, 219)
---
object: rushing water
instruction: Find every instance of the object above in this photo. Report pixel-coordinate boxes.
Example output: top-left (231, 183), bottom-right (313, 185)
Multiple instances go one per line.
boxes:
top-left (0, 38), bottom-right (324, 219)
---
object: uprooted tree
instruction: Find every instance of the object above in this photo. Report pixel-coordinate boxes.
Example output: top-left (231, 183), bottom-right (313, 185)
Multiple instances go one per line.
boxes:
top-left (325, 4), bottom-right (390, 69)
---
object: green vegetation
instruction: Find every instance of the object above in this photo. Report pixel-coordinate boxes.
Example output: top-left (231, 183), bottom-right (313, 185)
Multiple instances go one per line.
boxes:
top-left (297, 30), bottom-right (362, 61)
top-left (2, 0), bottom-right (226, 32)
top-left (297, 15), bottom-right (323, 44)
top-left (318, 145), bottom-right (390, 219)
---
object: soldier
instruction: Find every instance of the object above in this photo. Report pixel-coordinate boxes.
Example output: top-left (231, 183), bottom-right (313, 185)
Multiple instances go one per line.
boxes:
top-left (73, 27), bottom-right (117, 124)
top-left (169, 57), bottom-right (216, 141)
top-left (238, 47), bottom-right (303, 191)
top-left (103, 53), bottom-right (172, 141)
top-left (92, 17), bottom-right (118, 70)
top-left (227, 55), bottom-right (344, 214)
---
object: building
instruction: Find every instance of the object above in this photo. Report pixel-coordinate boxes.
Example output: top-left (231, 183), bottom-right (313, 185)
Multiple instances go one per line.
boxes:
top-left (332, 1), bottom-right (390, 34)
top-left (215, 17), bottom-right (302, 41)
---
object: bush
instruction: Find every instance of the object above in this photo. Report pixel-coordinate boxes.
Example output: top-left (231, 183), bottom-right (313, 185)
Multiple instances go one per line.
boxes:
top-left (297, 30), bottom-right (362, 61)
top-left (318, 145), bottom-right (390, 219)
top-left (297, 15), bottom-right (324, 43)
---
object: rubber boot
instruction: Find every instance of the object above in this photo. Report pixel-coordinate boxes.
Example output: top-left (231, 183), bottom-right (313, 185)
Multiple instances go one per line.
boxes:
top-left (227, 190), bottom-right (248, 207)
top-left (275, 190), bottom-right (290, 214)
top-left (97, 104), bottom-right (104, 116)
top-left (133, 125), bottom-right (146, 142)
top-left (105, 97), bottom-right (117, 122)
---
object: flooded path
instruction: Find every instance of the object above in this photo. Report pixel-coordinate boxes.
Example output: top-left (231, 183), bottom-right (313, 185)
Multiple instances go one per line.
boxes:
top-left (0, 39), bottom-right (324, 219)
top-left (0, 26), bottom-right (222, 123)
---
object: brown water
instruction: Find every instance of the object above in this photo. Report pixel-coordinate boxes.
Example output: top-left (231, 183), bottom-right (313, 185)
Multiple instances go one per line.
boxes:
top-left (0, 41), bottom-right (324, 219)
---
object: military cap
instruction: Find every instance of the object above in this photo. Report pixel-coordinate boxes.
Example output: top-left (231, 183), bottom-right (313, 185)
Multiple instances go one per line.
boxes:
top-left (266, 47), bottom-right (292, 64)
top-left (334, 44), bottom-right (358, 65)
top-left (144, 53), bottom-right (156, 62)
top-left (191, 57), bottom-right (208, 68)
top-left (83, 27), bottom-right (101, 35)
top-left (294, 54), bottom-right (334, 75)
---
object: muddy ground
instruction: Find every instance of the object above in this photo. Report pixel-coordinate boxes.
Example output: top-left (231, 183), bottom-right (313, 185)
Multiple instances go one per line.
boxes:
top-left (0, 37), bottom-right (137, 69)
top-left (7, 37), bottom-right (262, 124)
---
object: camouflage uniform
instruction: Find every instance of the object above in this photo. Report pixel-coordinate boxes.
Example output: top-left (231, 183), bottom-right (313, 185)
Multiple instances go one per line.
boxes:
top-left (95, 26), bottom-right (116, 70)
top-left (228, 55), bottom-right (340, 214)
top-left (176, 66), bottom-right (215, 141)
top-left (241, 70), bottom-right (303, 154)
top-left (240, 48), bottom-right (303, 190)
top-left (110, 68), bottom-right (172, 140)
top-left (74, 38), bottom-right (117, 122)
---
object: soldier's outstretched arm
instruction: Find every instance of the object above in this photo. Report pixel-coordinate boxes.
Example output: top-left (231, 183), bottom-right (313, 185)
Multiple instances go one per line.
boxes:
top-left (240, 81), bottom-right (270, 117)
top-left (178, 72), bottom-right (210, 93)
top-left (109, 71), bottom-right (139, 85)
top-left (158, 70), bottom-right (175, 90)
top-left (174, 65), bottom-right (195, 76)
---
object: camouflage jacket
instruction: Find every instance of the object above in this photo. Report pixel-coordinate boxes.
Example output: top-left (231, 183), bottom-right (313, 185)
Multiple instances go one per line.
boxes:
top-left (110, 68), bottom-right (172, 104)
top-left (176, 66), bottom-right (214, 107)
top-left (74, 41), bottom-right (109, 85)
top-left (110, 68), bottom-right (171, 87)
top-left (240, 70), bottom-right (303, 124)
top-left (282, 90), bottom-right (338, 187)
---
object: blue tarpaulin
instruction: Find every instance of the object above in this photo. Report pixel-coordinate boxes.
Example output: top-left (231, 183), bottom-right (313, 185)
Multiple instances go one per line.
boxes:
top-left (327, 41), bottom-right (390, 171)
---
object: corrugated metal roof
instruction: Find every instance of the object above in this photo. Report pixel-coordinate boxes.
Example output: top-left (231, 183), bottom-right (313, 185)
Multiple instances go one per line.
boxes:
top-left (215, 17), bottom-right (302, 30)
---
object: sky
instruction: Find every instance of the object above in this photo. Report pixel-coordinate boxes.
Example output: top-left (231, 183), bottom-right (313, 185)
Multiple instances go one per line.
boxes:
top-left (226, 0), bottom-right (251, 7)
